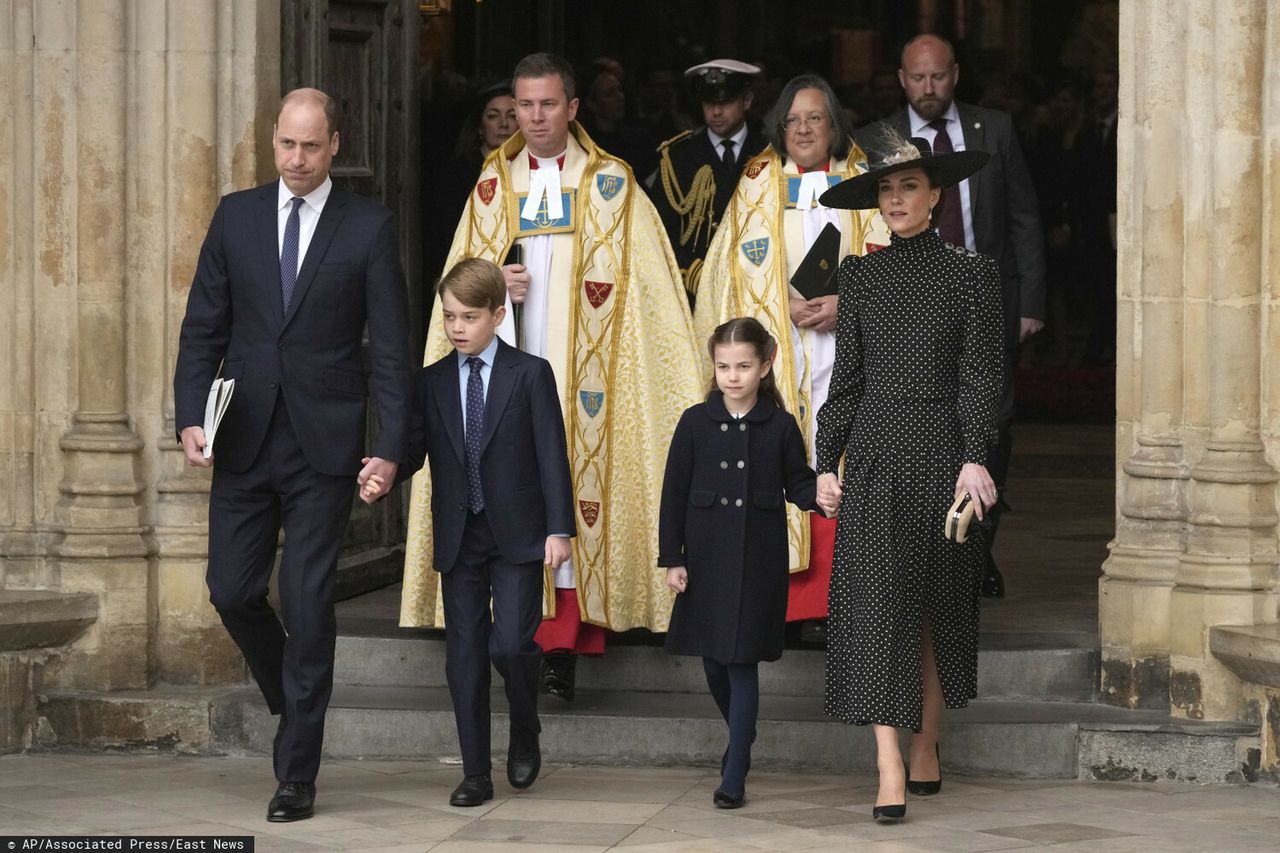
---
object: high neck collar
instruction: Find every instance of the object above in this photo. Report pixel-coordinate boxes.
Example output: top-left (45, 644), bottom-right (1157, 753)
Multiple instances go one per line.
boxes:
top-left (889, 226), bottom-right (943, 254)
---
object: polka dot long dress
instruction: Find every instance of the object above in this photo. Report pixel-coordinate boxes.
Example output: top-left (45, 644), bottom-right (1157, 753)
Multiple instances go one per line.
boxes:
top-left (814, 227), bottom-right (1004, 731)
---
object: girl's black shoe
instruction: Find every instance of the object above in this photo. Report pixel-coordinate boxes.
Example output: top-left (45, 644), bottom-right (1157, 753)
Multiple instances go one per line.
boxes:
top-left (906, 744), bottom-right (942, 796)
top-left (872, 803), bottom-right (906, 822)
top-left (713, 788), bottom-right (745, 809)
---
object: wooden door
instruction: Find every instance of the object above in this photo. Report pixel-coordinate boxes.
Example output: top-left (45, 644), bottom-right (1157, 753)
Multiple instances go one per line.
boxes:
top-left (282, 0), bottom-right (421, 582)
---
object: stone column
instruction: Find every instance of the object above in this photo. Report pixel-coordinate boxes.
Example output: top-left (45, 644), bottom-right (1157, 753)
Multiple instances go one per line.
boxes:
top-left (2, 3), bottom-right (81, 591)
top-left (48, 0), bottom-right (151, 691)
top-left (1100, 0), bottom-right (1191, 709)
top-left (0, 1), bottom-right (38, 587)
top-left (151, 0), bottom-right (279, 684)
top-left (1168, 0), bottom-right (1279, 722)
top-left (0, 0), bottom-right (279, 691)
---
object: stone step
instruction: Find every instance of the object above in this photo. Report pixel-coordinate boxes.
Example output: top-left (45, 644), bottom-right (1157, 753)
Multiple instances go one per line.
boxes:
top-left (334, 547), bottom-right (405, 602)
top-left (202, 685), bottom-right (1254, 783)
top-left (332, 623), bottom-right (1098, 702)
top-left (1210, 622), bottom-right (1280, 689)
top-left (0, 589), bottom-right (98, 651)
top-left (35, 685), bottom-right (1257, 784)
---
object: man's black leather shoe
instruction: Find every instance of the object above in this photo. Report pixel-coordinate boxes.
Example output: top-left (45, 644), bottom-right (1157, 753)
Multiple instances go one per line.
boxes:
top-left (266, 781), bottom-right (315, 822)
top-left (540, 653), bottom-right (576, 701)
top-left (449, 774), bottom-right (494, 807)
top-left (507, 732), bottom-right (541, 789)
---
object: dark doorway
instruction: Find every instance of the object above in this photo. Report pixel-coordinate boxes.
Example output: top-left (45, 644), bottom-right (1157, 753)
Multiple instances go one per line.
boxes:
top-left (281, 0), bottom-right (422, 584)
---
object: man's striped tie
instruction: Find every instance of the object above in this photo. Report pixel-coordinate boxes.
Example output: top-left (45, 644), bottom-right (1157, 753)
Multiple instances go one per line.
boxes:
top-left (280, 196), bottom-right (304, 312)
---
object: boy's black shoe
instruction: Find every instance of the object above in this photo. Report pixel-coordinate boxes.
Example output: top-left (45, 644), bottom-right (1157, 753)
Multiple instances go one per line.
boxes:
top-left (266, 781), bottom-right (315, 822)
top-left (540, 653), bottom-right (576, 702)
top-left (449, 775), bottom-right (494, 807)
top-left (507, 731), bottom-right (541, 789)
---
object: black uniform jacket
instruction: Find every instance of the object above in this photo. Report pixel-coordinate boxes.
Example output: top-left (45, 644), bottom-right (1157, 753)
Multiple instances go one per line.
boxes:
top-left (653, 126), bottom-right (768, 302)
top-left (659, 391), bottom-right (820, 664)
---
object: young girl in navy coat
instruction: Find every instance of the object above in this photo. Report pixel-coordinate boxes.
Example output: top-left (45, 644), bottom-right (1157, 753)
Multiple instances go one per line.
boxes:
top-left (659, 317), bottom-right (841, 808)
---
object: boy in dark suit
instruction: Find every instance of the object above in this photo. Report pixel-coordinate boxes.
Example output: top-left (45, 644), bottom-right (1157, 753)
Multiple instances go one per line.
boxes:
top-left (370, 258), bottom-right (574, 806)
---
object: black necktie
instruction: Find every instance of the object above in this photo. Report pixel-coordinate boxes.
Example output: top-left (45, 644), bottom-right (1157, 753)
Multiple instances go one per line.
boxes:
top-left (927, 118), bottom-right (966, 247)
top-left (280, 197), bottom-right (304, 312)
top-left (720, 138), bottom-right (736, 168)
top-left (464, 356), bottom-right (485, 513)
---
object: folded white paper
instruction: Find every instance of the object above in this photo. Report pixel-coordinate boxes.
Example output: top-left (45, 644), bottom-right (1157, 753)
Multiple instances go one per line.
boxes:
top-left (202, 378), bottom-right (235, 459)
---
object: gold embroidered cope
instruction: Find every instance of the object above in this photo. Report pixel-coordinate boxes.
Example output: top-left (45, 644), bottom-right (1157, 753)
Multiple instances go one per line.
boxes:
top-left (400, 123), bottom-right (708, 632)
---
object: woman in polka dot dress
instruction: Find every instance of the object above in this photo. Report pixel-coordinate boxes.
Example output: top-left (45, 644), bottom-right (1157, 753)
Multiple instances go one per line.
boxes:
top-left (814, 135), bottom-right (1002, 822)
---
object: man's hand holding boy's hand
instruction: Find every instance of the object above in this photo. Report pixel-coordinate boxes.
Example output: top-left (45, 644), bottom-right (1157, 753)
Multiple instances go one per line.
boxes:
top-left (545, 535), bottom-right (572, 568)
top-left (358, 456), bottom-right (398, 504)
top-left (666, 566), bottom-right (688, 593)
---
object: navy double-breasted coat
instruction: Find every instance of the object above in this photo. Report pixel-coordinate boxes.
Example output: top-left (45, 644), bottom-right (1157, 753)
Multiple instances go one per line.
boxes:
top-left (659, 391), bottom-right (820, 664)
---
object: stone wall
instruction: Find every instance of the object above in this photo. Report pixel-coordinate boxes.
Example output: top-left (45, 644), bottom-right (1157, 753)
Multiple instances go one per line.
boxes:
top-left (1105, 0), bottom-right (1280, 767)
top-left (0, 0), bottom-right (279, 691)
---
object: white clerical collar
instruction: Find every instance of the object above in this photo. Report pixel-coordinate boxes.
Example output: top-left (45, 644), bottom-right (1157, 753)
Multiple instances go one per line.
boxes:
top-left (277, 175), bottom-right (332, 213)
top-left (706, 124), bottom-right (748, 152)
top-left (522, 148), bottom-right (567, 221)
top-left (796, 171), bottom-right (831, 209)
top-left (908, 102), bottom-right (961, 136)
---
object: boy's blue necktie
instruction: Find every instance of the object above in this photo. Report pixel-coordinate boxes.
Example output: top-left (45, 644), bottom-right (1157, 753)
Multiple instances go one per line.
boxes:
top-left (465, 356), bottom-right (485, 512)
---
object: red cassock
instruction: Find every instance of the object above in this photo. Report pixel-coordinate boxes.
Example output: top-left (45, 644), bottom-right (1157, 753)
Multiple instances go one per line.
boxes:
top-left (534, 588), bottom-right (607, 654)
top-left (786, 514), bottom-right (836, 621)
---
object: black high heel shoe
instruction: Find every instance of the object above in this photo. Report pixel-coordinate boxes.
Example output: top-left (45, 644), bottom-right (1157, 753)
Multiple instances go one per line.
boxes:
top-left (872, 803), bottom-right (906, 822)
top-left (906, 743), bottom-right (942, 796)
top-left (873, 758), bottom-right (907, 822)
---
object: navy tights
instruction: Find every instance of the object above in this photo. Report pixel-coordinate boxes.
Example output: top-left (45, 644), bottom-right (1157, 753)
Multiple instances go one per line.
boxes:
top-left (702, 658), bottom-right (759, 797)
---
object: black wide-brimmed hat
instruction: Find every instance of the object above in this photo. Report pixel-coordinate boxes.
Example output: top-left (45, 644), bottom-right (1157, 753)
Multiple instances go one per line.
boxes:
top-left (819, 134), bottom-right (990, 210)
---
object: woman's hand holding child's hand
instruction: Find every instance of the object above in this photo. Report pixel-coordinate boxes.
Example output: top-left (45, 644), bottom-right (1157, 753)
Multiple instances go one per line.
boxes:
top-left (666, 566), bottom-right (688, 593)
top-left (816, 472), bottom-right (843, 518)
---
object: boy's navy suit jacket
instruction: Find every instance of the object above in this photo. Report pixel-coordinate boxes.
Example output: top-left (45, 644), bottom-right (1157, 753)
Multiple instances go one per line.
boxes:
top-left (405, 338), bottom-right (576, 571)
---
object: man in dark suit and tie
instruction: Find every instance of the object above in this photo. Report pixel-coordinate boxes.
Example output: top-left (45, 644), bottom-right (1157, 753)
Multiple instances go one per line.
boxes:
top-left (384, 258), bottom-right (574, 807)
top-left (173, 88), bottom-right (412, 821)
top-left (856, 34), bottom-right (1047, 599)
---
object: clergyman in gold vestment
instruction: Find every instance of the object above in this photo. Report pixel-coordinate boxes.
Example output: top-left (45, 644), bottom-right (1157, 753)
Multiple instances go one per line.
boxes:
top-left (400, 53), bottom-right (706, 698)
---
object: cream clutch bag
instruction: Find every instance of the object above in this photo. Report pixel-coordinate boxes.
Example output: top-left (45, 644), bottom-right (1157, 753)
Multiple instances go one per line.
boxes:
top-left (945, 492), bottom-right (990, 543)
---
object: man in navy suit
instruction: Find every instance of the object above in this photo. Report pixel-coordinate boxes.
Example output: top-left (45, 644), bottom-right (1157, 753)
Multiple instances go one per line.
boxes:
top-left (855, 34), bottom-right (1047, 602)
top-left (384, 257), bottom-right (574, 807)
top-left (173, 88), bottom-right (412, 822)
